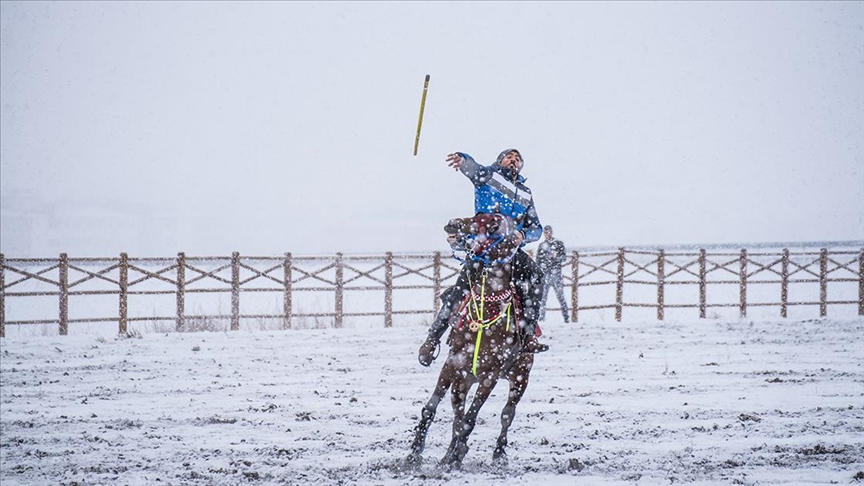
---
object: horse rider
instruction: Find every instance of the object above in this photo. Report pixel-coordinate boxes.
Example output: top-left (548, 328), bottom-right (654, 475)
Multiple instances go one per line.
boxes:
top-left (418, 148), bottom-right (548, 367)
top-left (537, 224), bottom-right (571, 323)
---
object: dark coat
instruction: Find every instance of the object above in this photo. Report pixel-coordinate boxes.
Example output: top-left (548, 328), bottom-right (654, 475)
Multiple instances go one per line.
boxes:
top-left (537, 238), bottom-right (567, 272)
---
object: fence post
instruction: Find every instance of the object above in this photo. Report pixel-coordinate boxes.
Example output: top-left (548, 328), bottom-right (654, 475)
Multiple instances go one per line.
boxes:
top-left (433, 251), bottom-right (441, 319)
top-left (59, 253), bottom-right (69, 335)
top-left (859, 248), bottom-right (864, 317)
top-left (699, 249), bottom-right (707, 319)
top-left (571, 250), bottom-right (579, 323)
top-left (615, 248), bottom-right (625, 322)
top-left (119, 253), bottom-right (128, 335)
top-left (5, 248), bottom-right (861, 332)
top-left (657, 249), bottom-right (665, 321)
top-left (176, 252), bottom-right (185, 332)
top-left (780, 249), bottom-right (789, 318)
top-left (384, 252), bottom-right (393, 328)
top-left (231, 252), bottom-right (240, 331)
top-left (739, 249), bottom-right (748, 319)
top-left (819, 248), bottom-right (828, 317)
top-left (0, 253), bottom-right (5, 338)
top-left (335, 253), bottom-right (344, 328)
top-left (283, 252), bottom-right (293, 330)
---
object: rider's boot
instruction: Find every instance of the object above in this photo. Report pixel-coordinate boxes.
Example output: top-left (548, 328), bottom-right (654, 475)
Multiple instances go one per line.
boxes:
top-left (522, 320), bottom-right (549, 354)
top-left (417, 319), bottom-right (447, 366)
top-left (419, 286), bottom-right (466, 366)
top-left (418, 312), bottom-right (449, 367)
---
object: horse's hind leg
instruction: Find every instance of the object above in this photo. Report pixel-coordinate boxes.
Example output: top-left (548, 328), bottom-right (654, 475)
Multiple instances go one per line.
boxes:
top-left (441, 374), bottom-right (469, 468)
top-left (407, 365), bottom-right (453, 465)
top-left (493, 356), bottom-right (533, 462)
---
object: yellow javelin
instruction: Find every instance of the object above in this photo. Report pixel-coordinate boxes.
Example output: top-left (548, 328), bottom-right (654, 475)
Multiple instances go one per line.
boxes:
top-left (413, 74), bottom-right (430, 156)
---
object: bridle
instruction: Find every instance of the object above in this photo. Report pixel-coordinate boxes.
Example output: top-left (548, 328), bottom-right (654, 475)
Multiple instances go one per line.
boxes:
top-left (458, 268), bottom-right (516, 376)
top-left (449, 215), bottom-right (518, 266)
top-left (451, 234), bottom-right (514, 265)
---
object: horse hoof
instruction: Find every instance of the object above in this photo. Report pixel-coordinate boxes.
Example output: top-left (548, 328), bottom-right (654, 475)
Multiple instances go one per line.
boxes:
top-left (493, 447), bottom-right (507, 463)
top-left (439, 447), bottom-right (466, 470)
top-left (403, 452), bottom-right (422, 470)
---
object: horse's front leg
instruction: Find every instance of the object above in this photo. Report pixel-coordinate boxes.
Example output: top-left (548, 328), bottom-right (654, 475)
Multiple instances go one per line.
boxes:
top-left (494, 354), bottom-right (533, 463)
top-left (407, 361), bottom-right (454, 466)
top-left (441, 370), bottom-right (499, 468)
top-left (440, 370), bottom-right (469, 466)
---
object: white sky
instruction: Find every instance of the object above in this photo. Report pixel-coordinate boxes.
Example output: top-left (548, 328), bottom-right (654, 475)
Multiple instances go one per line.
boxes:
top-left (1, 1), bottom-right (863, 257)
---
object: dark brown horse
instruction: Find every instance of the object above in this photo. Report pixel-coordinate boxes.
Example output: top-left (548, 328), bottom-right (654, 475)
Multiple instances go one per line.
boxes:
top-left (407, 213), bottom-right (536, 468)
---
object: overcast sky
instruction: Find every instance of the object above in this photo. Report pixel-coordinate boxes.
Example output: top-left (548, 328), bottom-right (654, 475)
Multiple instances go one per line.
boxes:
top-left (1, 1), bottom-right (862, 257)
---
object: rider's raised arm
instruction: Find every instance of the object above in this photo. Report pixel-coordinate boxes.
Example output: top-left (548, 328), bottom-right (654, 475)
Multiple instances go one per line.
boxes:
top-left (454, 152), bottom-right (493, 187)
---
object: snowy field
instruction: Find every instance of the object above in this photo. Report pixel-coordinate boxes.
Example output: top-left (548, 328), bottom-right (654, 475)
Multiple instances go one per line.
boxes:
top-left (1, 315), bottom-right (862, 485)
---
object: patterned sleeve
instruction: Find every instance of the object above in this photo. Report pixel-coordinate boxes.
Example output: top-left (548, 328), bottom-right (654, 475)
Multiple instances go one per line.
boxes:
top-left (520, 200), bottom-right (543, 244)
top-left (457, 152), bottom-right (493, 187)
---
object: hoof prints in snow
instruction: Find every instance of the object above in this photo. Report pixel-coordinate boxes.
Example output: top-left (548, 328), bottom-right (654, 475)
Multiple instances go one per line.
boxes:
top-left (1, 318), bottom-right (863, 485)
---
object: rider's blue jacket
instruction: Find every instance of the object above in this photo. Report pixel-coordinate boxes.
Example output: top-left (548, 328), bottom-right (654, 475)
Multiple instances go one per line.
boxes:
top-left (455, 151), bottom-right (543, 244)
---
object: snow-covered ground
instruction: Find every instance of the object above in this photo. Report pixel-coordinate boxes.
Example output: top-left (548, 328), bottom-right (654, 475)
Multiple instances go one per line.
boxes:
top-left (1, 316), bottom-right (863, 485)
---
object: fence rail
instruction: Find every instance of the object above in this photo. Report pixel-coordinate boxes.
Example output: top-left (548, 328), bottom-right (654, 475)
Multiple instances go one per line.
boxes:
top-left (1, 246), bottom-right (862, 336)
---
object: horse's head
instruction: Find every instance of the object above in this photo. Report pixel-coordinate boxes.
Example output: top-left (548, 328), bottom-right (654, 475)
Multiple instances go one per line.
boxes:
top-left (444, 213), bottom-right (520, 264)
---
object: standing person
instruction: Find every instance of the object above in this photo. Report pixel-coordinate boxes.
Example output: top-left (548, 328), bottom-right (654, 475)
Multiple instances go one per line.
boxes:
top-left (537, 225), bottom-right (570, 323)
top-left (418, 149), bottom-right (548, 367)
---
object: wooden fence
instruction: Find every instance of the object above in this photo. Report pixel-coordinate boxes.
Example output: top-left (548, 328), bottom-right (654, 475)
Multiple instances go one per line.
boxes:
top-left (1, 246), bottom-right (862, 337)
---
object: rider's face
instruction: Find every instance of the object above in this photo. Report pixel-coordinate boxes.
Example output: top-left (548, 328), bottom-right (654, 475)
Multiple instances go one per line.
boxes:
top-left (499, 151), bottom-right (523, 172)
